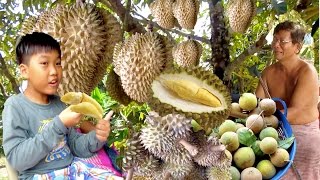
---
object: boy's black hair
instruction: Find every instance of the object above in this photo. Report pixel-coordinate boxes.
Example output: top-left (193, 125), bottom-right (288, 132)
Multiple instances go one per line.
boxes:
top-left (16, 32), bottom-right (61, 65)
top-left (274, 21), bottom-right (306, 44)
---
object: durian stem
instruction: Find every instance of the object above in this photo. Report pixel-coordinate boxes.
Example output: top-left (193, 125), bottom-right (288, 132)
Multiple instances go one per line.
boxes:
top-left (125, 168), bottom-right (134, 180)
top-left (178, 139), bottom-right (198, 156)
top-left (210, 144), bottom-right (226, 152)
top-left (229, 109), bottom-right (249, 119)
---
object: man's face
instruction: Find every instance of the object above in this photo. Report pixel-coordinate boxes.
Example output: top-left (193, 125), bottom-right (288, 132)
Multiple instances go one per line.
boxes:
top-left (20, 50), bottom-right (62, 96)
top-left (271, 30), bottom-right (300, 61)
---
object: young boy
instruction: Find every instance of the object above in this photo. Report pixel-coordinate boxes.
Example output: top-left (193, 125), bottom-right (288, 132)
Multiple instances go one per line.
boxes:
top-left (2, 32), bottom-right (123, 179)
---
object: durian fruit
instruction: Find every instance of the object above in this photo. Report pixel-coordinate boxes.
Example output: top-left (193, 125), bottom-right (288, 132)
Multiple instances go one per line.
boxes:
top-left (148, 66), bottom-right (231, 129)
top-left (191, 131), bottom-right (230, 167)
top-left (226, 0), bottom-right (256, 33)
top-left (184, 164), bottom-right (207, 180)
top-left (172, 0), bottom-right (200, 29)
top-left (61, 92), bottom-right (103, 119)
top-left (149, 0), bottom-right (176, 29)
top-left (113, 32), bottom-right (174, 102)
top-left (206, 165), bottom-right (232, 180)
top-left (160, 160), bottom-right (194, 179)
top-left (20, 3), bottom-right (122, 95)
top-left (123, 133), bottom-right (161, 179)
top-left (105, 68), bottom-right (132, 106)
top-left (140, 112), bottom-right (194, 158)
top-left (172, 39), bottom-right (202, 68)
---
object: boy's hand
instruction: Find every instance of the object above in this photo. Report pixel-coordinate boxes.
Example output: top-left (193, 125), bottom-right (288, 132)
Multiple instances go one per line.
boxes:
top-left (59, 107), bottom-right (83, 127)
top-left (95, 111), bottom-right (113, 142)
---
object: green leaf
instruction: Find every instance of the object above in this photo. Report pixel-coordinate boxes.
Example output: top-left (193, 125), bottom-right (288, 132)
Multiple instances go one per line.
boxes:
top-left (238, 130), bottom-right (257, 147)
top-left (251, 140), bottom-right (264, 157)
top-left (278, 136), bottom-right (295, 150)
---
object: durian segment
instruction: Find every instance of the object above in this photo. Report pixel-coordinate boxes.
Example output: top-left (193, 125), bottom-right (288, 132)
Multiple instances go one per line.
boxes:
top-left (61, 92), bottom-right (83, 105)
top-left (160, 79), bottom-right (221, 107)
top-left (113, 32), bottom-right (173, 102)
top-left (105, 68), bottom-right (132, 106)
top-left (149, 0), bottom-right (175, 29)
top-left (69, 102), bottom-right (102, 119)
top-left (172, 0), bottom-right (200, 29)
top-left (173, 39), bottom-right (202, 68)
top-left (226, 0), bottom-right (256, 33)
top-left (148, 67), bottom-right (231, 129)
top-left (81, 93), bottom-right (103, 115)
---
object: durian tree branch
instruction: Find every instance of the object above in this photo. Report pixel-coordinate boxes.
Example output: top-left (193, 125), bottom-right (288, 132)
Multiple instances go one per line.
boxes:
top-left (133, 12), bottom-right (210, 44)
top-left (0, 53), bottom-right (19, 94)
top-left (223, 33), bottom-right (268, 81)
top-left (97, 0), bottom-right (146, 33)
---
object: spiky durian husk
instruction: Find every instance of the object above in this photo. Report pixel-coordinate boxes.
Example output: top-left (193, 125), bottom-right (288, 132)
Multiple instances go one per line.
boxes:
top-left (173, 39), bottom-right (202, 68)
top-left (20, 16), bottom-right (38, 35)
top-left (123, 133), bottom-right (148, 170)
top-left (226, 0), bottom-right (256, 33)
top-left (184, 164), bottom-right (207, 180)
top-left (157, 160), bottom-right (194, 179)
top-left (148, 66), bottom-right (231, 130)
top-left (149, 0), bottom-right (175, 29)
top-left (206, 166), bottom-right (232, 180)
top-left (105, 68), bottom-right (132, 106)
top-left (193, 136), bottom-right (231, 167)
top-left (140, 112), bottom-right (192, 157)
top-left (172, 0), bottom-right (200, 29)
top-left (113, 32), bottom-right (172, 102)
top-left (20, 3), bottom-right (122, 95)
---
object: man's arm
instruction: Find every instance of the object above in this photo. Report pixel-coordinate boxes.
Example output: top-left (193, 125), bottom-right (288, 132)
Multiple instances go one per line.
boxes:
top-left (287, 64), bottom-right (319, 124)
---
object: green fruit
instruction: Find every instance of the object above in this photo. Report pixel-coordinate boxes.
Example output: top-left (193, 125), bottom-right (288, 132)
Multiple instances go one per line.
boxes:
top-left (233, 147), bottom-right (255, 169)
top-left (239, 93), bottom-right (257, 111)
top-left (256, 160), bottom-right (276, 179)
top-left (220, 131), bottom-right (240, 152)
top-left (259, 137), bottom-right (278, 154)
top-left (191, 119), bottom-right (203, 132)
top-left (230, 166), bottom-right (241, 180)
top-left (259, 98), bottom-right (276, 116)
top-left (270, 148), bottom-right (290, 167)
top-left (259, 127), bottom-right (279, 140)
top-left (218, 120), bottom-right (237, 136)
top-left (240, 167), bottom-right (262, 180)
top-left (235, 123), bottom-right (245, 131)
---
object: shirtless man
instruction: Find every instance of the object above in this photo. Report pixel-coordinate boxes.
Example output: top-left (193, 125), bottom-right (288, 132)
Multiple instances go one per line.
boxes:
top-left (256, 21), bottom-right (320, 179)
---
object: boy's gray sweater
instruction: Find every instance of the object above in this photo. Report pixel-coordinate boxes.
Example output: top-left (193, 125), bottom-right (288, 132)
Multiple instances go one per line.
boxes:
top-left (2, 93), bottom-right (105, 179)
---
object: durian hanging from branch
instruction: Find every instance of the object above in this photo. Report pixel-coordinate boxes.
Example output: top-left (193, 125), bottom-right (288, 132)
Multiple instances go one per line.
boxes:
top-left (173, 38), bottom-right (202, 68)
top-left (226, 0), bottom-right (256, 33)
top-left (149, 0), bottom-right (200, 30)
top-left (20, 2), bottom-right (123, 95)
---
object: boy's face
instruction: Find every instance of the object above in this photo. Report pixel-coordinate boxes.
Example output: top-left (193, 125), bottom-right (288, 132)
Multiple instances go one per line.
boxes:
top-left (20, 50), bottom-right (62, 96)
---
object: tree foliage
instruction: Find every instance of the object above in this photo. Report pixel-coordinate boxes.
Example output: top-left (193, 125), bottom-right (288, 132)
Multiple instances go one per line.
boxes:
top-left (0, 0), bottom-right (318, 156)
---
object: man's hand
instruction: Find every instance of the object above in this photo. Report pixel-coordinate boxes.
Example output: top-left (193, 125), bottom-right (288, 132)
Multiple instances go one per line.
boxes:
top-left (95, 111), bottom-right (113, 142)
top-left (59, 107), bottom-right (83, 127)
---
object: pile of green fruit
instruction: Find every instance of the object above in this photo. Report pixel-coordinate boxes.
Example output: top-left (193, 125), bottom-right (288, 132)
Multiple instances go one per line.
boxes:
top-left (215, 93), bottom-right (295, 180)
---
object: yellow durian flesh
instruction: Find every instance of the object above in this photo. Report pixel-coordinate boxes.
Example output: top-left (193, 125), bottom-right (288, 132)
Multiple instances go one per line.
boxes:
top-left (61, 92), bottom-right (83, 105)
top-left (69, 102), bottom-right (102, 120)
top-left (160, 79), bottom-right (221, 107)
top-left (81, 93), bottom-right (104, 115)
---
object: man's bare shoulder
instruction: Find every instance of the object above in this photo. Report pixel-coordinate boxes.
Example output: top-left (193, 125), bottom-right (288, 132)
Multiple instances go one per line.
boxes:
top-left (299, 59), bottom-right (317, 74)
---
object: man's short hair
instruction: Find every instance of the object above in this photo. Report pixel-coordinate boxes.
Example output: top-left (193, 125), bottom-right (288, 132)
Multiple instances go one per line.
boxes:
top-left (16, 32), bottom-right (61, 65)
top-left (273, 21), bottom-right (306, 44)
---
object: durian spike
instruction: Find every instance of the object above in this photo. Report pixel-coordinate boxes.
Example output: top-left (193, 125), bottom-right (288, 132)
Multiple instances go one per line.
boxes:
top-left (61, 92), bottom-right (83, 104)
top-left (178, 139), bottom-right (198, 156)
top-left (69, 102), bottom-right (102, 119)
top-left (158, 78), bottom-right (221, 107)
top-left (81, 93), bottom-right (104, 115)
top-left (163, 171), bottom-right (171, 180)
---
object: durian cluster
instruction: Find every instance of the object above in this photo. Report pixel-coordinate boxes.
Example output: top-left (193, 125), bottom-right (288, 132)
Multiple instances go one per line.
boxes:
top-left (149, 0), bottom-right (200, 29)
top-left (124, 112), bottom-right (232, 179)
top-left (20, 3), bottom-right (122, 95)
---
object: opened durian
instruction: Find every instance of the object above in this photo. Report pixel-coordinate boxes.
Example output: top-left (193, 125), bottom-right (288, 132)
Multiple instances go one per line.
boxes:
top-left (172, 0), bottom-right (200, 29)
top-left (149, 0), bottom-right (176, 29)
top-left (148, 67), bottom-right (231, 129)
top-left (20, 3), bottom-right (122, 95)
top-left (113, 32), bottom-right (174, 102)
top-left (226, 0), bottom-right (256, 33)
top-left (173, 39), bottom-right (202, 68)
top-left (105, 68), bottom-right (132, 106)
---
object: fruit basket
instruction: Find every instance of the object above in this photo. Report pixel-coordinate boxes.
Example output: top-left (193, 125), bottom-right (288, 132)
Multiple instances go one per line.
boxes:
top-left (271, 98), bottom-right (296, 180)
